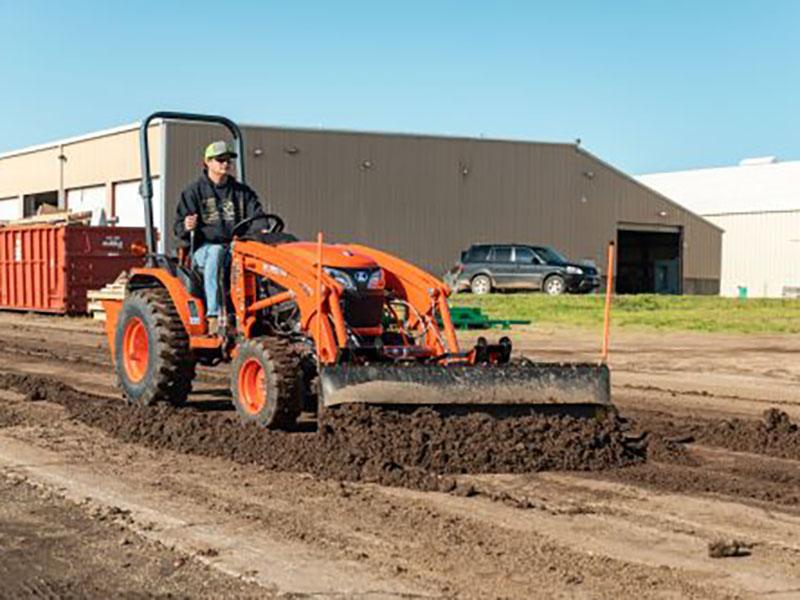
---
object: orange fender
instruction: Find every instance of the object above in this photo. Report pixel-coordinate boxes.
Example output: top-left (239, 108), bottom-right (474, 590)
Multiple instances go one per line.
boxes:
top-left (102, 267), bottom-right (207, 360)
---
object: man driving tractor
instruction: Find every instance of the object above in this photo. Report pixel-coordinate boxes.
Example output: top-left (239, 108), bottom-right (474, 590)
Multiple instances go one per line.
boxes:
top-left (174, 140), bottom-right (268, 333)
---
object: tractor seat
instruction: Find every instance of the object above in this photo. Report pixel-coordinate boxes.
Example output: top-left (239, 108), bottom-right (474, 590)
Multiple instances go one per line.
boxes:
top-left (173, 246), bottom-right (205, 300)
top-left (176, 264), bottom-right (205, 300)
top-left (168, 251), bottom-right (205, 300)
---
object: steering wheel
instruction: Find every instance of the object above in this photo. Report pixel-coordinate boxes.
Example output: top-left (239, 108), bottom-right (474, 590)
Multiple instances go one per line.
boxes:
top-left (232, 213), bottom-right (285, 238)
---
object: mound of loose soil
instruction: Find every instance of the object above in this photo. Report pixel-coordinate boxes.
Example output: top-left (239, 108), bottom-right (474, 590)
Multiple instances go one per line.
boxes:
top-left (0, 372), bottom-right (73, 402)
top-left (699, 409), bottom-right (800, 460)
top-left (0, 373), bottom-right (644, 491)
top-left (643, 434), bottom-right (701, 466)
top-left (630, 407), bottom-right (800, 462)
top-left (595, 408), bottom-right (800, 509)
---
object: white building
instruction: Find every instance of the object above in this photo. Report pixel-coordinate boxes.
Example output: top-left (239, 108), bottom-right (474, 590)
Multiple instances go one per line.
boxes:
top-left (639, 157), bottom-right (800, 298)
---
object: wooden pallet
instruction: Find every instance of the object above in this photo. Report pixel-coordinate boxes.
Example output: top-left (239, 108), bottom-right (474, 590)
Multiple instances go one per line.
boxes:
top-left (86, 272), bottom-right (128, 321)
top-left (87, 300), bottom-right (107, 321)
top-left (1, 210), bottom-right (92, 228)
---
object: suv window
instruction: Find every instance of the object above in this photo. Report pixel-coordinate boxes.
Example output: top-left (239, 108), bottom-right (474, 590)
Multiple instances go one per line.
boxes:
top-left (464, 245), bottom-right (491, 262)
top-left (533, 246), bottom-right (567, 265)
top-left (490, 246), bottom-right (513, 263)
top-left (513, 247), bottom-right (536, 263)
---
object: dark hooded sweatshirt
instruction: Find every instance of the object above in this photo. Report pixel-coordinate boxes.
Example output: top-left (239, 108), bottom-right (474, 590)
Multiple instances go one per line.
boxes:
top-left (173, 172), bottom-right (267, 247)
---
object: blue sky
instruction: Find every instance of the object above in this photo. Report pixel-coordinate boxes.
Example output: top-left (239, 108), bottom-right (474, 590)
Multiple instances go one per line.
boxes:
top-left (1, 1), bottom-right (798, 173)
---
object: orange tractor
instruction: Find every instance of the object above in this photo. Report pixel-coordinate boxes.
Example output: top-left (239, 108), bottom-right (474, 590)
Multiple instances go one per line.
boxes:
top-left (102, 112), bottom-right (611, 428)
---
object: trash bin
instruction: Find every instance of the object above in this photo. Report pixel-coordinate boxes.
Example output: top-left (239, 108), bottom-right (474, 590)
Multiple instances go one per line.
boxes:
top-left (737, 286), bottom-right (748, 299)
top-left (0, 224), bottom-right (146, 314)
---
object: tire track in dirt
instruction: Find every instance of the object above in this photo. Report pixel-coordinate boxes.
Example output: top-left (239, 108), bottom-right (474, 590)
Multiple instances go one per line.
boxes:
top-left (0, 475), bottom-right (268, 599)
top-left (1, 340), bottom-right (107, 368)
top-left (0, 328), bottom-right (230, 386)
top-left (619, 382), bottom-right (800, 412)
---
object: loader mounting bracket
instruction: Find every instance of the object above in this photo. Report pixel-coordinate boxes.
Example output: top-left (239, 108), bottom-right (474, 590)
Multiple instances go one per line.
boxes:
top-left (472, 336), bottom-right (512, 365)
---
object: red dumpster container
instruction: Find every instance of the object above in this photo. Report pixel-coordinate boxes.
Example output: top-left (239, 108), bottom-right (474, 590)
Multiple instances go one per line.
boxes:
top-left (0, 224), bottom-right (146, 314)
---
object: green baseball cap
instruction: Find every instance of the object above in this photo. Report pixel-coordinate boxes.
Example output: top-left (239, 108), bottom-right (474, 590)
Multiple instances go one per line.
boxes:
top-left (204, 140), bottom-right (238, 161)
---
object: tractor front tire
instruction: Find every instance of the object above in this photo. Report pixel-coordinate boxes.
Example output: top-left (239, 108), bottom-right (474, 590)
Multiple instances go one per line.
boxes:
top-left (230, 337), bottom-right (302, 430)
top-left (114, 288), bottom-right (195, 407)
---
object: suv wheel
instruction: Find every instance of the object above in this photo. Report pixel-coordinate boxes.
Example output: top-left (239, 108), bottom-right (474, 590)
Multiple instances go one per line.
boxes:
top-left (470, 275), bottom-right (492, 295)
top-left (544, 275), bottom-right (566, 296)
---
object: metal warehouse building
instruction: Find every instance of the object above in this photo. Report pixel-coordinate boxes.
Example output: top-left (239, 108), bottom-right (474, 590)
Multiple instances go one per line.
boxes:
top-left (639, 157), bottom-right (800, 298)
top-left (0, 119), bottom-right (722, 294)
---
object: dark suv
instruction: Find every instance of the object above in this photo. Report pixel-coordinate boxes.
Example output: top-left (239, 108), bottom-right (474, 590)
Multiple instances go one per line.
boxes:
top-left (445, 244), bottom-right (600, 295)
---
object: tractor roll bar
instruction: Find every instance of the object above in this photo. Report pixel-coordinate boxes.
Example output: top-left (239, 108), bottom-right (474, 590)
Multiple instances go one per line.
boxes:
top-left (139, 111), bottom-right (246, 264)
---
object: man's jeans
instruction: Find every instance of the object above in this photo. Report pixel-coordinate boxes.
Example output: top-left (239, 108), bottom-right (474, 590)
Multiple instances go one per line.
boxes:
top-left (193, 244), bottom-right (227, 317)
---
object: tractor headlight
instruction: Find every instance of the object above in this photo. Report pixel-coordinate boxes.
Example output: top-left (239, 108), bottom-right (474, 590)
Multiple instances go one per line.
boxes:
top-left (323, 267), bottom-right (355, 290)
top-left (565, 266), bottom-right (583, 275)
top-left (367, 268), bottom-right (385, 289)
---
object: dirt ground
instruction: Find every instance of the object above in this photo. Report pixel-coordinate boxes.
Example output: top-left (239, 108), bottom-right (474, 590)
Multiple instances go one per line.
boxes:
top-left (0, 475), bottom-right (268, 599)
top-left (0, 311), bottom-right (799, 598)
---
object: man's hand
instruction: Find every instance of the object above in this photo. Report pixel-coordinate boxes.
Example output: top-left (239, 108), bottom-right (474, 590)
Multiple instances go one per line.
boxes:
top-left (184, 214), bottom-right (198, 232)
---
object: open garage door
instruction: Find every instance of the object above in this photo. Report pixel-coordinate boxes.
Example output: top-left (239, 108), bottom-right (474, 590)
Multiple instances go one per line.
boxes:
top-left (617, 225), bottom-right (682, 294)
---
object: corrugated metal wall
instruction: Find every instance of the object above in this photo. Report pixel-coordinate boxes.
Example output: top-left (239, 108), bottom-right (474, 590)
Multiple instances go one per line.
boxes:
top-left (705, 211), bottom-right (800, 297)
top-left (165, 123), bottom-right (721, 292)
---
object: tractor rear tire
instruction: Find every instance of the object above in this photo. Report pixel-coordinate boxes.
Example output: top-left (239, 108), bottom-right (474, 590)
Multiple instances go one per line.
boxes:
top-left (230, 337), bottom-right (302, 429)
top-left (114, 288), bottom-right (196, 407)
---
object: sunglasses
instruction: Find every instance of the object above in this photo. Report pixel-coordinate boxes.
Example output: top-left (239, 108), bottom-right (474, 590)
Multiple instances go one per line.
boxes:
top-left (213, 156), bottom-right (234, 164)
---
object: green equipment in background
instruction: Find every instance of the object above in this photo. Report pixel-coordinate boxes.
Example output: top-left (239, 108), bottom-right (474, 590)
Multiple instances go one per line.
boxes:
top-left (443, 306), bottom-right (531, 330)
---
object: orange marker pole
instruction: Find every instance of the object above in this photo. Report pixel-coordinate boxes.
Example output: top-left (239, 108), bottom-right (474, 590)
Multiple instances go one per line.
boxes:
top-left (316, 231), bottom-right (324, 361)
top-left (601, 241), bottom-right (615, 364)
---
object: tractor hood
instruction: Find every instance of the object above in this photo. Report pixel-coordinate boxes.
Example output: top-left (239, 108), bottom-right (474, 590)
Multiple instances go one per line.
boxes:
top-left (282, 242), bottom-right (379, 270)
